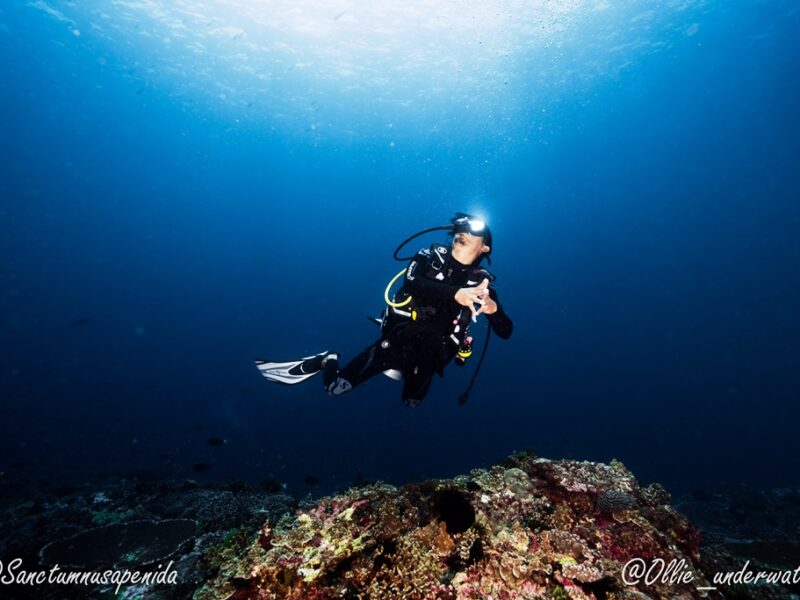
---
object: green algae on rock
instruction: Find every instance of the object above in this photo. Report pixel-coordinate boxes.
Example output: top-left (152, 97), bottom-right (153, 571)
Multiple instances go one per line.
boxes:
top-left (194, 456), bottom-right (709, 599)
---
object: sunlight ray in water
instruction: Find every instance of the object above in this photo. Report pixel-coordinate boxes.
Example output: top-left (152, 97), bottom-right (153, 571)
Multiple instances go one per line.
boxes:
top-left (29, 0), bottom-right (708, 135)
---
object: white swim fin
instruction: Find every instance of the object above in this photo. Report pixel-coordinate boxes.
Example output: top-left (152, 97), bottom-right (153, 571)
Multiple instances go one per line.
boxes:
top-left (254, 351), bottom-right (332, 385)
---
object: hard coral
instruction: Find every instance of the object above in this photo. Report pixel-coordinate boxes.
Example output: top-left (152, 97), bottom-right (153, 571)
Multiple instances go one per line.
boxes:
top-left (195, 456), bottom-right (710, 600)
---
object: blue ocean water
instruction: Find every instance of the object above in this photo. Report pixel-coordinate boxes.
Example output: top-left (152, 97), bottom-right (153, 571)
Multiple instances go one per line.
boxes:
top-left (1, 0), bottom-right (798, 498)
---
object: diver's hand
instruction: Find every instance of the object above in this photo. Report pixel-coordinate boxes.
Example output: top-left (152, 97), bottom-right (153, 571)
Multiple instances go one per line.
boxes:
top-left (476, 295), bottom-right (498, 317)
top-left (454, 278), bottom-right (490, 322)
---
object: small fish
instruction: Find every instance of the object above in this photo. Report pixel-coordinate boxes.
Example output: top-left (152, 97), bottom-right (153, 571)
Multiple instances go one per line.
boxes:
top-left (207, 437), bottom-right (227, 447)
top-left (192, 463), bottom-right (213, 472)
top-left (597, 490), bottom-right (637, 514)
top-left (71, 318), bottom-right (91, 327)
top-left (304, 475), bottom-right (321, 486)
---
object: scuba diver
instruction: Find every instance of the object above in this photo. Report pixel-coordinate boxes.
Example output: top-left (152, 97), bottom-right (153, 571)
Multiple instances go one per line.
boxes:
top-left (255, 213), bottom-right (513, 406)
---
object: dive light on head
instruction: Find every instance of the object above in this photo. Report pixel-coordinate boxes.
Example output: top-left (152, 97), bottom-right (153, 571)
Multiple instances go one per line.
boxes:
top-left (451, 212), bottom-right (493, 254)
top-left (393, 213), bottom-right (493, 263)
top-left (451, 213), bottom-right (485, 235)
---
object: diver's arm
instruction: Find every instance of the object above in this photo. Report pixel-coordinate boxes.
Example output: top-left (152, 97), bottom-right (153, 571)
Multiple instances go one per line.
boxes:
top-left (403, 252), bottom-right (461, 300)
top-left (404, 252), bottom-right (500, 323)
top-left (486, 288), bottom-right (513, 339)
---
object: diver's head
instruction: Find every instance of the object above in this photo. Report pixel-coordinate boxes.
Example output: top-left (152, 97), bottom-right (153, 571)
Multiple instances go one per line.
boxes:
top-left (450, 213), bottom-right (492, 265)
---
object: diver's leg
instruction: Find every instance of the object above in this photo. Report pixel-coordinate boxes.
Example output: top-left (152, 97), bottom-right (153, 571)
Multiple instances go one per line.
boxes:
top-left (394, 327), bottom-right (442, 407)
top-left (401, 366), bottom-right (435, 407)
top-left (322, 341), bottom-right (394, 397)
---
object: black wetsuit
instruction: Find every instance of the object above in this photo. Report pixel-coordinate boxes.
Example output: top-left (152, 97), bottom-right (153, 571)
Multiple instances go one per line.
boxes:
top-left (323, 243), bottom-right (513, 405)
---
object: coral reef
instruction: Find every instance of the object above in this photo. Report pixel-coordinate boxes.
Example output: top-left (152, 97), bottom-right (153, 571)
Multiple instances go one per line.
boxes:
top-left (5, 461), bottom-right (798, 599)
top-left (195, 455), bottom-right (713, 599)
top-left (0, 477), bottom-right (295, 599)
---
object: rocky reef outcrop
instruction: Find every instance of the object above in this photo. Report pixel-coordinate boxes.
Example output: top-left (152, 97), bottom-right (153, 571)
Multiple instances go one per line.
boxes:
top-left (195, 454), bottom-right (711, 600)
top-left (4, 456), bottom-right (797, 599)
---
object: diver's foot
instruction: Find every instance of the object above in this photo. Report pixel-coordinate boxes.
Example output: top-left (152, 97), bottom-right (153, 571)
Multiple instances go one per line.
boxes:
top-left (321, 351), bottom-right (339, 368)
top-left (300, 351), bottom-right (336, 374)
